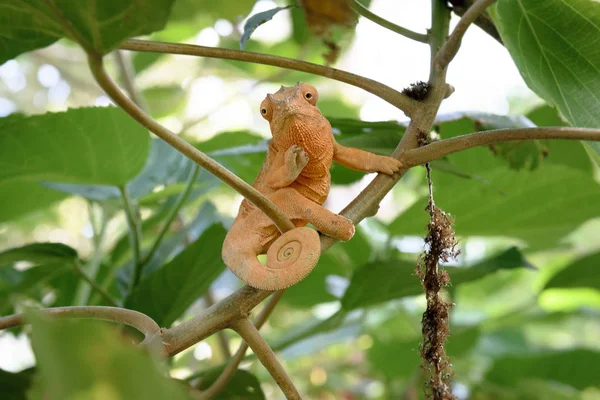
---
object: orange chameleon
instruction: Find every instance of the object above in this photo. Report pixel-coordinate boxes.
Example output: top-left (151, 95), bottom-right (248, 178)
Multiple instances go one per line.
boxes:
top-left (222, 83), bottom-right (402, 290)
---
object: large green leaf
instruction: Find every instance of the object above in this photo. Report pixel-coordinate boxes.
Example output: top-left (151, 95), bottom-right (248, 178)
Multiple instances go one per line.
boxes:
top-left (0, 108), bottom-right (150, 186)
top-left (27, 313), bottom-right (190, 400)
top-left (196, 367), bottom-right (265, 399)
top-left (0, 0), bottom-right (175, 63)
top-left (125, 224), bottom-right (227, 327)
top-left (341, 247), bottom-right (529, 310)
top-left (544, 252), bottom-right (600, 290)
top-left (389, 148), bottom-right (600, 248)
top-left (490, 0), bottom-right (600, 129)
top-left (484, 349), bottom-right (600, 391)
top-left (0, 179), bottom-right (67, 223)
top-left (0, 243), bottom-right (76, 265)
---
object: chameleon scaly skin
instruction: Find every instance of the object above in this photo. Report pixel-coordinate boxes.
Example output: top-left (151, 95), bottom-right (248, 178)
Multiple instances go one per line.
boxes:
top-left (222, 83), bottom-right (402, 290)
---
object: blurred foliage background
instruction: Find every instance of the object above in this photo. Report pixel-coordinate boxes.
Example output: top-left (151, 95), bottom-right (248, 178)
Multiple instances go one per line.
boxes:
top-left (0, 0), bottom-right (599, 399)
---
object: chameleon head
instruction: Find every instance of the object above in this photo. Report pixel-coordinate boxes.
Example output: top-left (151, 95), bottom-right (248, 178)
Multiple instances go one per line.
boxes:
top-left (259, 82), bottom-right (325, 138)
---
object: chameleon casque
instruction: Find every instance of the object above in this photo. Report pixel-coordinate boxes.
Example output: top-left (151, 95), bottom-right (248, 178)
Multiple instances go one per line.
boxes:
top-left (222, 83), bottom-right (402, 291)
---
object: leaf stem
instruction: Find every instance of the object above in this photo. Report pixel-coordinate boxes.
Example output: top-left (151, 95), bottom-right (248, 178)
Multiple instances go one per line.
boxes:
top-left (113, 50), bottom-right (149, 112)
top-left (88, 54), bottom-right (295, 235)
top-left (350, 0), bottom-right (429, 43)
top-left (119, 39), bottom-right (417, 116)
top-left (119, 185), bottom-right (142, 291)
top-left (72, 260), bottom-right (118, 307)
top-left (141, 165), bottom-right (200, 266)
top-left (231, 317), bottom-right (300, 399)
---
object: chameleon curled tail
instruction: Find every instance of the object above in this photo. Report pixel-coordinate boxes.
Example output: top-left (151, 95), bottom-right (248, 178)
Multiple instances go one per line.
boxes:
top-left (222, 227), bottom-right (321, 291)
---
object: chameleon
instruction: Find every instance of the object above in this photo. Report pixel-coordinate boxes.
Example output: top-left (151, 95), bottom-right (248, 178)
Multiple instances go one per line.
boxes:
top-left (222, 83), bottom-right (402, 291)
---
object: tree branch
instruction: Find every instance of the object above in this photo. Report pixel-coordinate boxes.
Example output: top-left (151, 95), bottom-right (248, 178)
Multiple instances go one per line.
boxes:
top-left (231, 317), bottom-right (300, 400)
top-left (0, 306), bottom-right (160, 340)
top-left (402, 127), bottom-right (600, 166)
top-left (87, 54), bottom-right (295, 234)
top-left (350, 0), bottom-right (429, 43)
top-left (448, 0), bottom-right (503, 44)
top-left (119, 39), bottom-right (418, 116)
top-left (199, 290), bottom-right (286, 398)
top-left (435, 0), bottom-right (498, 70)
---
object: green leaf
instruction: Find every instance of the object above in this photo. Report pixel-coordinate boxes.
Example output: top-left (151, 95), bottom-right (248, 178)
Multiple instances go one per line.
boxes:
top-left (27, 313), bottom-right (190, 400)
top-left (485, 349), bottom-right (600, 391)
top-left (367, 337), bottom-right (421, 380)
top-left (240, 6), bottom-right (291, 49)
top-left (341, 247), bottom-right (530, 310)
top-left (0, 367), bottom-right (34, 400)
top-left (544, 252), bottom-right (600, 290)
top-left (125, 224), bottom-right (227, 327)
top-left (490, 0), bottom-right (600, 129)
top-left (196, 367), bottom-right (265, 399)
top-left (0, 243), bottom-right (76, 265)
top-left (0, 108), bottom-right (150, 186)
top-left (0, 0), bottom-right (176, 63)
top-left (389, 151), bottom-right (600, 248)
top-left (0, 179), bottom-right (67, 223)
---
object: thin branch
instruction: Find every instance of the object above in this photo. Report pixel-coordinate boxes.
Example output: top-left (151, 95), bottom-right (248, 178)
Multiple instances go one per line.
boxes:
top-left (350, 0), bottom-right (429, 43)
top-left (428, 0), bottom-right (452, 85)
top-left (113, 50), bottom-right (149, 111)
top-left (88, 54), bottom-right (295, 234)
top-left (199, 290), bottom-right (286, 398)
top-left (402, 127), bottom-right (600, 167)
top-left (0, 306), bottom-right (160, 340)
top-left (141, 165), bottom-right (200, 265)
top-left (72, 260), bottom-right (118, 307)
top-left (448, 0), bottom-right (503, 44)
top-left (231, 318), bottom-right (300, 400)
top-left (435, 0), bottom-right (498, 70)
top-left (119, 39), bottom-right (418, 116)
top-left (119, 185), bottom-right (142, 291)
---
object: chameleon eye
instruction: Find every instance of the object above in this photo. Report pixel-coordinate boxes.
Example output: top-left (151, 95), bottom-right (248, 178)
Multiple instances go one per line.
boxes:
top-left (305, 93), bottom-right (312, 99)
top-left (261, 108), bottom-right (267, 114)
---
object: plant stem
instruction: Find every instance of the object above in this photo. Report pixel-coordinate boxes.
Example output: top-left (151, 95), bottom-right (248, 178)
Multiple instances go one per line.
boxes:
top-left (141, 165), bottom-right (200, 265)
top-left (350, 0), bottom-right (429, 42)
top-left (88, 54), bottom-right (295, 235)
top-left (119, 39), bottom-right (418, 116)
top-left (119, 185), bottom-right (142, 291)
top-left (402, 127), bottom-right (600, 166)
top-left (113, 50), bottom-right (149, 111)
top-left (72, 260), bottom-right (118, 307)
top-left (231, 317), bottom-right (300, 400)
top-left (203, 290), bottom-right (231, 360)
top-left (428, 0), bottom-right (451, 85)
top-left (74, 203), bottom-right (107, 305)
top-left (0, 306), bottom-right (160, 340)
top-left (199, 290), bottom-right (286, 398)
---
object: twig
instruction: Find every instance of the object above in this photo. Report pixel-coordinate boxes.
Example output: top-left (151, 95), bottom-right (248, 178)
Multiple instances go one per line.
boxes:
top-left (448, 0), bottom-right (503, 44)
top-left (231, 318), bottom-right (300, 400)
top-left (428, 0), bottom-right (452, 84)
top-left (435, 0), bottom-right (498, 70)
top-left (350, 0), bottom-right (429, 43)
top-left (119, 185), bottom-right (142, 291)
top-left (119, 39), bottom-right (418, 116)
top-left (113, 50), bottom-right (149, 111)
top-left (199, 290), bottom-right (286, 398)
top-left (402, 127), bottom-right (600, 167)
top-left (141, 165), bottom-right (200, 265)
top-left (88, 54), bottom-right (295, 234)
top-left (0, 306), bottom-right (160, 340)
top-left (71, 260), bottom-right (118, 307)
